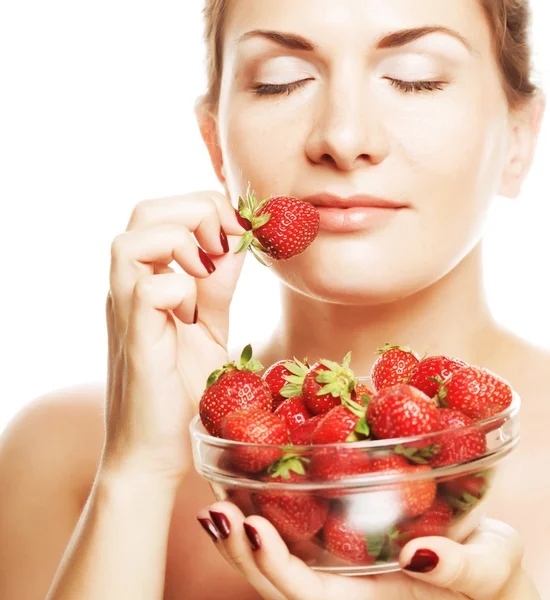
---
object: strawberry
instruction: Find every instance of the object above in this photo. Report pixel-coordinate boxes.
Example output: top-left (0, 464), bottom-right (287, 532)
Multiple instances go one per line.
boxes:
top-left (289, 414), bottom-right (325, 445)
top-left (351, 383), bottom-right (375, 405)
top-left (309, 447), bottom-right (371, 483)
top-left (254, 455), bottom-right (329, 542)
top-left (370, 456), bottom-right (437, 518)
top-left (235, 189), bottom-right (320, 264)
top-left (366, 384), bottom-right (439, 440)
top-left (371, 343), bottom-right (420, 392)
top-left (427, 409), bottom-right (487, 467)
top-left (407, 355), bottom-right (468, 398)
top-left (274, 395), bottom-right (313, 431)
top-left (323, 512), bottom-right (382, 565)
top-left (220, 409), bottom-right (289, 473)
top-left (393, 497), bottom-right (454, 547)
top-left (440, 470), bottom-right (492, 512)
top-left (311, 400), bottom-right (369, 444)
top-left (263, 358), bottom-right (309, 411)
top-left (199, 344), bottom-right (272, 437)
top-left (437, 366), bottom-right (513, 421)
top-left (302, 352), bottom-right (358, 415)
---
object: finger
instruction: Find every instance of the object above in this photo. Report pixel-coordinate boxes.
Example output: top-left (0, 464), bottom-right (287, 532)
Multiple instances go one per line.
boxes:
top-left (127, 272), bottom-right (197, 353)
top-left (110, 224), bottom-right (214, 329)
top-left (197, 502), bottom-right (288, 600)
top-left (399, 517), bottom-right (524, 600)
top-left (126, 191), bottom-right (246, 253)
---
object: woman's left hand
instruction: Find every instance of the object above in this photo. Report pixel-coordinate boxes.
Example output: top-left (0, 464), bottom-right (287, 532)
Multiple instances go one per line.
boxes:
top-left (197, 501), bottom-right (540, 600)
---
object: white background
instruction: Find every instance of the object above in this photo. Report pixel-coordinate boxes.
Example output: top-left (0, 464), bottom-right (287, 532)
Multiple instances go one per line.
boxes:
top-left (0, 1), bottom-right (549, 433)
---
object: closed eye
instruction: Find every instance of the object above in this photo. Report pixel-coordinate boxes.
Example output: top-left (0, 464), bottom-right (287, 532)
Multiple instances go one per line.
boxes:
top-left (385, 77), bottom-right (447, 93)
top-left (251, 78), bottom-right (314, 97)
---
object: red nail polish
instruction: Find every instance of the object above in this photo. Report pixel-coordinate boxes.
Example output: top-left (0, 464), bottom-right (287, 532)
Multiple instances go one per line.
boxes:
top-left (220, 227), bottom-right (230, 253)
top-left (243, 523), bottom-right (261, 551)
top-left (197, 517), bottom-right (219, 542)
top-left (198, 248), bottom-right (216, 274)
top-left (404, 549), bottom-right (439, 573)
top-left (209, 511), bottom-right (231, 539)
top-left (193, 304), bottom-right (199, 324)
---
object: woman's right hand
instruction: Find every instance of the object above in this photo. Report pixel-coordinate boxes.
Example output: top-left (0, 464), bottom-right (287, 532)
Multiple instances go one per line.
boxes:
top-left (100, 191), bottom-right (247, 486)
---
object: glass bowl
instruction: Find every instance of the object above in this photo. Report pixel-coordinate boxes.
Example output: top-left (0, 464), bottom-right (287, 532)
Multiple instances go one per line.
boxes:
top-left (190, 376), bottom-right (520, 575)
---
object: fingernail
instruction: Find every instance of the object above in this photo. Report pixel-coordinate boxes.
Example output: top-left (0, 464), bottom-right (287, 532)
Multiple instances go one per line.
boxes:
top-left (220, 227), bottom-right (230, 253)
top-left (193, 304), bottom-right (199, 324)
top-left (197, 517), bottom-right (219, 543)
top-left (198, 248), bottom-right (216, 274)
top-left (404, 549), bottom-right (439, 573)
top-left (209, 511), bottom-right (231, 539)
top-left (243, 523), bottom-right (261, 551)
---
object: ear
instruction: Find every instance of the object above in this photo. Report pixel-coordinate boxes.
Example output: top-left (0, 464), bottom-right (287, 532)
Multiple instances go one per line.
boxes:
top-left (195, 102), bottom-right (226, 185)
top-left (499, 91), bottom-right (546, 199)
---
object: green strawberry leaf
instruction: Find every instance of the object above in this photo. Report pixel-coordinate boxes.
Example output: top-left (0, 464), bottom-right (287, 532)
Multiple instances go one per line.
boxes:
top-left (206, 369), bottom-right (223, 388)
top-left (283, 361), bottom-right (309, 377)
top-left (342, 351), bottom-right (352, 368)
top-left (354, 418), bottom-right (370, 437)
top-left (361, 393), bottom-right (372, 407)
top-left (234, 230), bottom-right (254, 255)
top-left (366, 533), bottom-right (386, 558)
top-left (280, 383), bottom-right (303, 398)
top-left (240, 344), bottom-right (253, 366)
top-left (251, 213), bottom-right (271, 229)
top-left (318, 358), bottom-right (341, 372)
top-left (283, 375), bottom-right (306, 386)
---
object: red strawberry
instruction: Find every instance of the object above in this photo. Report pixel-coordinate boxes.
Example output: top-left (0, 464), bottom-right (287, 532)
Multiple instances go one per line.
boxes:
top-left (199, 345), bottom-right (272, 437)
top-left (254, 455), bottom-right (329, 542)
top-left (393, 497), bottom-right (454, 547)
top-left (371, 344), bottom-right (420, 392)
top-left (221, 409), bottom-right (289, 473)
top-left (311, 401), bottom-right (369, 444)
top-left (366, 384), bottom-right (439, 440)
top-left (440, 470), bottom-right (492, 512)
top-left (407, 355), bottom-right (468, 398)
top-left (438, 366), bottom-right (513, 421)
top-left (427, 409), bottom-right (487, 467)
top-left (289, 414), bottom-right (325, 445)
top-left (309, 447), bottom-right (371, 483)
top-left (235, 189), bottom-right (320, 264)
top-left (302, 352), bottom-right (358, 415)
top-left (351, 383), bottom-right (375, 405)
top-left (370, 457), bottom-right (437, 518)
top-left (274, 395), bottom-right (313, 431)
top-left (323, 512), bottom-right (382, 565)
top-left (263, 358), bottom-right (309, 411)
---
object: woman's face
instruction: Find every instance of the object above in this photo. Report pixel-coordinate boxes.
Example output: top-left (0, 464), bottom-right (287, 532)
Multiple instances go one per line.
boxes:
top-left (215, 0), bottom-right (512, 304)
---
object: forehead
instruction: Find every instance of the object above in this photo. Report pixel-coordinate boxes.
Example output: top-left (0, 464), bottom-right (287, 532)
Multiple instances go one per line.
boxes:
top-left (223, 0), bottom-right (491, 54)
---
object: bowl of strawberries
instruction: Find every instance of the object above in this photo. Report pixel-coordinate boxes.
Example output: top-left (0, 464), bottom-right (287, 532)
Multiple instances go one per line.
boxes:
top-left (190, 343), bottom-right (520, 575)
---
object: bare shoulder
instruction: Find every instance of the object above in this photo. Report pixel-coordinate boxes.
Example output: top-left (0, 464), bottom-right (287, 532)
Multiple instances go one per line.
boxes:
top-left (0, 382), bottom-right (106, 497)
top-left (0, 384), bottom-right (106, 600)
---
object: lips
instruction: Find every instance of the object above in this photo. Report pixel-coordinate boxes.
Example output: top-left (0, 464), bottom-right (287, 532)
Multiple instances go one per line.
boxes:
top-left (300, 193), bottom-right (407, 210)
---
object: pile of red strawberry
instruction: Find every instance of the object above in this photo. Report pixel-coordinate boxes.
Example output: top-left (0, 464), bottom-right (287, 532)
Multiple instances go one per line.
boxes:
top-left (198, 343), bottom-right (514, 566)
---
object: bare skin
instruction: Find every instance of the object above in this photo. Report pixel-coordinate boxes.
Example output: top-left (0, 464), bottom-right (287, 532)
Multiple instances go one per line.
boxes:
top-left (0, 327), bottom-right (548, 600)
top-left (0, 0), bottom-right (548, 598)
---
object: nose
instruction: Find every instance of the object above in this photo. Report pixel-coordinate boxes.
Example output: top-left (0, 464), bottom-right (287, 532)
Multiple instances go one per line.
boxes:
top-left (305, 84), bottom-right (390, 172)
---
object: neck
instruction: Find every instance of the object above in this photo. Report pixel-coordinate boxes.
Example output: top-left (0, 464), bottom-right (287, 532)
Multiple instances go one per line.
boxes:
top-left (266, 242), bottom-right (499, 375)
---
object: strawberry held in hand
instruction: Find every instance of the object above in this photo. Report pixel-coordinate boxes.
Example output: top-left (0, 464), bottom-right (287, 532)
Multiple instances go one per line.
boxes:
top-left (220, 409), bottom-right (289, 473)
top-left (235, 188), bottom-right (320, 265)
top-left (199, 345), bottom-right (272, 437)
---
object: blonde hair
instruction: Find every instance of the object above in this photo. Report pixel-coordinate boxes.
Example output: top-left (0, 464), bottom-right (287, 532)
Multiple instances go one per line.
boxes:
top-left (199, 0), bottom-right (538, 112)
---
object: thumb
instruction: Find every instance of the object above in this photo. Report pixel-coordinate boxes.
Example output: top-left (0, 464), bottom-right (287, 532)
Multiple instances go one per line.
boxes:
top-left (399, 518), bottom-right (524, 600)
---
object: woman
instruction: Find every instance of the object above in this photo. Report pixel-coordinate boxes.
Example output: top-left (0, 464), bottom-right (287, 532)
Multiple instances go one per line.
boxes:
top-left (0, 0), bottom-right (547, 598)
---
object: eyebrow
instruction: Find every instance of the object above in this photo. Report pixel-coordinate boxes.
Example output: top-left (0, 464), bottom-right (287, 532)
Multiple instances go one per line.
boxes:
top-left (237, 26), bottom-right (473, 53)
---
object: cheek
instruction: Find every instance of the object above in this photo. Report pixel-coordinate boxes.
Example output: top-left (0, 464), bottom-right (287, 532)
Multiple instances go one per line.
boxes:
top-left (388, 88), bottom-right (509, 206)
